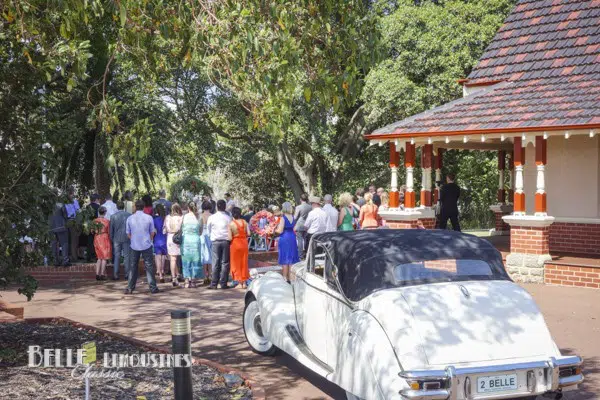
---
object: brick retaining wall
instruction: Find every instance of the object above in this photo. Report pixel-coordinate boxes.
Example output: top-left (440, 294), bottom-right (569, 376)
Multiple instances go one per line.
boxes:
top-left (24, 262), bottom-right (145, 286)
top-left (544, 263), bottom-right (600, 289)
top-left (549, 222), bottom-right (600, 255)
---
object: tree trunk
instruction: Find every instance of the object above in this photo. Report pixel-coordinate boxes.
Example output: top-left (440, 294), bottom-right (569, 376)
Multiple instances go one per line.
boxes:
top-left (93, 132), bottom-right (111, 197)
top-left (277, 142), bottom-right (304, 202)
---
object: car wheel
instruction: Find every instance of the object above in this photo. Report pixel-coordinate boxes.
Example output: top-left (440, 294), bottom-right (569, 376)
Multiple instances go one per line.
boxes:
top-left (243, 296), bottom-right (278, 356)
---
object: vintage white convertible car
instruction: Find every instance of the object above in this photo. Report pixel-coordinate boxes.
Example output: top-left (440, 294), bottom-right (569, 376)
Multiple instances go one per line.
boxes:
top-left (243, 230), bottom-right (583, 400)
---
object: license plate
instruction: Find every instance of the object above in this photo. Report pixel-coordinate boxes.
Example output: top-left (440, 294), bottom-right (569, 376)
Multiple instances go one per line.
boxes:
top-left (477, 373), bottom-right (518, 393)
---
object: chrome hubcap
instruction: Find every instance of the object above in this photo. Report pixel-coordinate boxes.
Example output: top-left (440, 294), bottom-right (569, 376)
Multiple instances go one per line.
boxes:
top-left (253, 315), bottom-right (264, 337)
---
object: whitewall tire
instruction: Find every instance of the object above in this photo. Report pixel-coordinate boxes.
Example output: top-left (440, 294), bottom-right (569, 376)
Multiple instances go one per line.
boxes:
top-left (243, 296), bottom-right (278, 356)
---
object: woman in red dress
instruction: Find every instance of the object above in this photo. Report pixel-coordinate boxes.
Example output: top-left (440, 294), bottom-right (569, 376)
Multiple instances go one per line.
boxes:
top-left (93, 206), bottom-right (112, 281)
top-left (228, 207), bottom-right (250, 289)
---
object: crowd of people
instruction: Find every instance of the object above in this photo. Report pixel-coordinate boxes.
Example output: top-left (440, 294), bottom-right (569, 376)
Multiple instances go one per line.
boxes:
top-left (48, 174), bottom-right (460, 294)
top-left (49, 189), bottom-right (253, 294)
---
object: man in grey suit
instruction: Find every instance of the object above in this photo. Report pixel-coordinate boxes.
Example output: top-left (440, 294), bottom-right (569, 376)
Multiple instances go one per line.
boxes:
top-left (109, 201), bottom-right (131, 280)
top-left (294, 193), bottom-right (312, 259)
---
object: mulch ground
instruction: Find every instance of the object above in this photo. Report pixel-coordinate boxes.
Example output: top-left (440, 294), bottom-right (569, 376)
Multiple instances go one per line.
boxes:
top-left (0, 321), bottom-right (252, 399)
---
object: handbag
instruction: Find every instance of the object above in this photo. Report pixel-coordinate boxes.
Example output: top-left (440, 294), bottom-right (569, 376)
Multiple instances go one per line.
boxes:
top-left (173, 228), bottom-right (183, 245)
top-left (170, 216), bottom-right (183, 245)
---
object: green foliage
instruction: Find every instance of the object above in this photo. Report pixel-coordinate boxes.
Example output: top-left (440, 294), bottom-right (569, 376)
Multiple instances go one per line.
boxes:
top-left (443, 150), bottom-right (498, 229)
top-left (186, 0), bottom-right (381, 134)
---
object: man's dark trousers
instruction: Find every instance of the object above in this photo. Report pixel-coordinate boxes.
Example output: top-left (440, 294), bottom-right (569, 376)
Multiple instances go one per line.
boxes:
top-left (439, 212), bottom-right (461, 232)
top-left (52, 232), bottom-right (70, 266)
top-left (296, 230), bottom-right (307, 259)
top-left (128, 247), bottom-right (158, 291)
top-left (113, 240), bottom-right (131, 279)
top-left (211, 240), bottom-right (230, 287)
top-left (304, 233), bottom-right (313, 257)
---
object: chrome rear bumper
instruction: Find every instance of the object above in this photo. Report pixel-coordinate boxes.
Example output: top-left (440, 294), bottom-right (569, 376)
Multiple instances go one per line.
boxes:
top-left (399, 355), bottom-right (583, 400)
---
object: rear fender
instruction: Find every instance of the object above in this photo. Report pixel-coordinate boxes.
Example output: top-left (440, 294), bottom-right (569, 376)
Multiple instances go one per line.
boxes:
top-left (331, 310), bottom-right (405, 400)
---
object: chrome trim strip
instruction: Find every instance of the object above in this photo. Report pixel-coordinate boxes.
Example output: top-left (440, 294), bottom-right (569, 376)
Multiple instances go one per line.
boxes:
top-left (400, 356), bottom-right (582, 379)
top-left (399, 371), bottom-right (447, 380)
top-left (554, 355), bottom-right (583, 367)
top-left (454, 360), bottom-right (550, 375)
top-left (399, 389), bottom-right (449, 400)
top-left (559, 374), bottom-right (584, 387)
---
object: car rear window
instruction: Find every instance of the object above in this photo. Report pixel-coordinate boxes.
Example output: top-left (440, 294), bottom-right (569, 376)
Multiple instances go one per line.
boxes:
top-left (393, 259), bottom-right (494, 285)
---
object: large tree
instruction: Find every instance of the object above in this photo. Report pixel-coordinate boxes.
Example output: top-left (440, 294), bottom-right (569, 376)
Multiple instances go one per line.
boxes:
top-left (176, 0), bottom-right (382, 199)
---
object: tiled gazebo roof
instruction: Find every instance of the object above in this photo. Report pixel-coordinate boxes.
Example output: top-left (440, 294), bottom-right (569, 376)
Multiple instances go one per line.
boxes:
top-left (367, 0), bottom-right (600, 139)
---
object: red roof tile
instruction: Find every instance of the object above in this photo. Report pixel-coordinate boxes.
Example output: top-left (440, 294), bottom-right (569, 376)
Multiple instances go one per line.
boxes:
top-left (369, 0), bottom-right (600, 137)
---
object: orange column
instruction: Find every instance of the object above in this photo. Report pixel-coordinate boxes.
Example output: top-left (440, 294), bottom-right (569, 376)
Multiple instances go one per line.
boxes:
top-left (433, 148), bottom-right (444, 204)
top-left (389, 142), bottom-right (400, 208)
top-left (497, 150), bottom-right (506, 203)
top-left (507, 151), bottom-right (514, 203)
top-left (513, 137), bottom-right (525, 214)
top-left (535, 135), bottom-right (547, 215)
top-left (421, 144), bottom-right (433, 207)
top-left (404, 141), bottom-right (416, 209)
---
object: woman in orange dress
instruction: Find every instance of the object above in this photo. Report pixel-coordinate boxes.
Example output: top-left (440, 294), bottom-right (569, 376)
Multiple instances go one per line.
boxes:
top-left (93, 206), bottom-right (112, 281)
top-left (228, 207), bottom-right (250, 289)
top-left (359, 192), bottom-right (381, 229)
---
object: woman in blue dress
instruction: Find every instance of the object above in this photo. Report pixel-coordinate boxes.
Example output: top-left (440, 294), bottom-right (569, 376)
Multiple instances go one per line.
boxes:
top-left (153, 204), bottom-right (168, 283)
top-left (276, 202), bottom-right (300, 283)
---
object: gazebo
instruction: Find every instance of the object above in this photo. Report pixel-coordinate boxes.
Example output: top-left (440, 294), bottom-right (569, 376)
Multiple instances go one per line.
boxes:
top-left (365, 0), bottom-right (600, 287)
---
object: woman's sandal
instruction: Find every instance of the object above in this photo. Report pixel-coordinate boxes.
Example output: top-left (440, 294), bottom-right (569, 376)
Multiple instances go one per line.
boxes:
top-left (184, 280), bottom-right (190, 289)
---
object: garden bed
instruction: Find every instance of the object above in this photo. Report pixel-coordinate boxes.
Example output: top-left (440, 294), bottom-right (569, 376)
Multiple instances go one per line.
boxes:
top-left (0, 320), bottom-right (254, 399)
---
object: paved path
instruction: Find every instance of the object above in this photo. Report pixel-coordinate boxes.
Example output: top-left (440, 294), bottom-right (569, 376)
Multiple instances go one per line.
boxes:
top-left (2, 282), bottom-right (599, 399)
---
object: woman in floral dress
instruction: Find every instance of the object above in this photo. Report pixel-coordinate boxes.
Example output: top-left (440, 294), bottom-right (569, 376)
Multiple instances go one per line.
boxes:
top-left (164, 203), bottom-right (183, 287)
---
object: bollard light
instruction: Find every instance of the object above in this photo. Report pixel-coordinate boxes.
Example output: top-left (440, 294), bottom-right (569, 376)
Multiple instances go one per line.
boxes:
top-left (171, 310), bottom-right (193, 400)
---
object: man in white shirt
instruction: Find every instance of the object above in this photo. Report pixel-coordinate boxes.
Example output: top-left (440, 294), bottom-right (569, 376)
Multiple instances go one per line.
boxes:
top-left (303, 196), bottom-right (328, 256)
top-left (322, 194), bottom-right (339, 232)
top-left (207, 199), bottom-right (233, 289)
top-left (102, 193), bottom-right (118, 220)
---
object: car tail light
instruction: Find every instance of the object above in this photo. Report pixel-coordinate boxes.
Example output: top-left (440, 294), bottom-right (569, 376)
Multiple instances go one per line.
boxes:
top-left (406, 379), bottom-right (448, 391)
top-left (423, 381), bottom-right (441, 390)
top-left (559, 366), bottom-right (581, 378)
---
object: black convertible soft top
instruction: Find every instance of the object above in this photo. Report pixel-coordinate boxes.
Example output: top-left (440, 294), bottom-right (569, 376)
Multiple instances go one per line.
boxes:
top-left (310, 229), bottom-right (510, 301)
